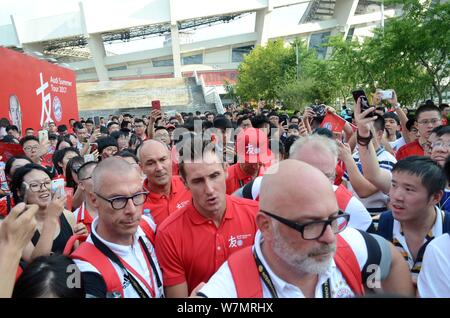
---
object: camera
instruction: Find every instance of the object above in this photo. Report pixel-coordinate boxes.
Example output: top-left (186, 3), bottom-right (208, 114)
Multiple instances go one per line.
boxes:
top-left (379, 90), bottom-right (393, 100)
top-left (311, 104), bottom-right (326, 118)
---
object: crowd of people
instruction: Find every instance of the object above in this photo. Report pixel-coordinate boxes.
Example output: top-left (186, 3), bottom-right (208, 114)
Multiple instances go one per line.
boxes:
top-left (0, 89), bottom-right (449, 298)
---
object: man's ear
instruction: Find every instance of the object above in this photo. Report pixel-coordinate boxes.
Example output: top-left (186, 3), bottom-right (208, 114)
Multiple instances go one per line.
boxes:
top-left (88, 191), bottom-right (100, 209)
top-left (431, 190), bottom-right (444, 206)
top-left (256, 212), bottom-right (273, 239)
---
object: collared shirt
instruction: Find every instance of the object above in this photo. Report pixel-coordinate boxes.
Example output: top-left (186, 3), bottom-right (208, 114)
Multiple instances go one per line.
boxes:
top-left (199, 228), bottom-right (374, 298)
top-left (396, 139), bottom-right (424, 161)
top-left (392, 207), bottom-right (445, 282)
top-left (74, 216), bottom-right (163, 298)
top-left (142, 176), bottom-right (191, 226)
top-left (155, 195), bottom-right (258, 293)
top-left (417, 233), bottom-right (450, 297)
top-left (226, 163), bottom-right (262, 195)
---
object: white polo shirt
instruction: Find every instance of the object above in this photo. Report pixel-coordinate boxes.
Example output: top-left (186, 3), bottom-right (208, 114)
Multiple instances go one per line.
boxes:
top-left (417, 233), bottom-right (450, 297)
top-left (199, 227), bottom-right (373, 298)
top-left (74, 216), bottom-right (163, 298)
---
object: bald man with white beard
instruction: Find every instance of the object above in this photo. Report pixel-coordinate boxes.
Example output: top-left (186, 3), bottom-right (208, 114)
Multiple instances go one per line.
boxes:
top-left (197, 160), bottom-right (413, 298)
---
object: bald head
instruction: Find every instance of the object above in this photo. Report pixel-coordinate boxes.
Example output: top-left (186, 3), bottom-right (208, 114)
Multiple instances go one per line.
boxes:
top-left (92, 157), bottom-right (142, 192)
top-left (137, 139), bottom-right (169, 162)
top-left (260, 159), bottom-right (338, 219)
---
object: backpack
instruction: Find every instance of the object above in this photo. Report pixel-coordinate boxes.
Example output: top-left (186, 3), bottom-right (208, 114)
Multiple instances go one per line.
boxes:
top-left (68, 218), bottom-right (157, 297)
top-left (377, 210), bottom-right (450, 242)
top-left (227, 235), bottom-right (364, 298)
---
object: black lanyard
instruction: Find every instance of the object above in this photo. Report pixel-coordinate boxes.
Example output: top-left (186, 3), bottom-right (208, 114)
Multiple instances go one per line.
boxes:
top-left (253, 248), bottom-right (332, 298)
top-left (91, 232), bottom-right (163, 298)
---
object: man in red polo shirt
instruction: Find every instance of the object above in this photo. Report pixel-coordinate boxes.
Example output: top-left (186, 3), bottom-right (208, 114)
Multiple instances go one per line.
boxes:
top-left (155, 142), bottom-right (258, 297)
top-left (225, 128), bottom-right (272, 195)
top-left (138, 140), bottom-right (191, 226)
top-left (396, 103), bottom-right (442, 160)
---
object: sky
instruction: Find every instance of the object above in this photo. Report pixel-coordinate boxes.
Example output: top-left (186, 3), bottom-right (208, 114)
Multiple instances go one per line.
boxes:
top-left (0, 0), bottom-right (307, 54)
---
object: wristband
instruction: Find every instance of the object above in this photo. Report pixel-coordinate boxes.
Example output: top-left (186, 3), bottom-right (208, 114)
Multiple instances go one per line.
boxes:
top-left (357, 130), bottom-right (373, 147)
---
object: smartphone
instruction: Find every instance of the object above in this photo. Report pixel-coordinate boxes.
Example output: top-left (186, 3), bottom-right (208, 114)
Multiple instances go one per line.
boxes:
top-left (352, 90), bottom-right (374, 117)
top-left (152, 100), bottom-right (161, 111)
top-left (84, 154), bottom-right (95, 163)
top-left (94, 116), bottom-right (100, 127)
top-left (51, 178), bottom-right (65, 196)
top-left (38, 130), bottom-right (48, 144)
top-left (379, 90), bottom-right (393, 100)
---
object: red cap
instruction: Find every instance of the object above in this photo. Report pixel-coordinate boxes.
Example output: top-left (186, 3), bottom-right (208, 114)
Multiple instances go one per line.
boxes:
top-left (236, 128), bottom-right (272, 164)
top-left (165, 124), bottom-right (176, 130)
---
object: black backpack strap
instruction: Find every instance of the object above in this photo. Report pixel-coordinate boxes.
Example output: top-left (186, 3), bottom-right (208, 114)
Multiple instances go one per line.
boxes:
top-left (241, 179), bottom-right (255, 200)
top-left (377, 211), bottom-right (394, 242)
top-left (357, 230), bottom-right (382, 287)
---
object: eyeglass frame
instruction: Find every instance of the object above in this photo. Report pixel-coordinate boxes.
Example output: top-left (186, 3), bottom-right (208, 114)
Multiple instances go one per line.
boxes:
top-left (94, 191), bottom-right (149, 210)
top-left (260, 209), bottom-right (350, 240)
top-left (23, 145), bottom-right (40, 152)
top-left (417, 118), bottom-right (441, 125)
top-left (23, 180), bottom-right (51, 192)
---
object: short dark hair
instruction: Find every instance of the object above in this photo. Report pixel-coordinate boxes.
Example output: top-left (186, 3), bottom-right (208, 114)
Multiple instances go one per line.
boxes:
top-left (178, 139), bottom-right (222, 181)
top-left (392, 156), bottom-right (446, 197)
top-left (6, 125), bottom-right (19, 133)
top-left (251, 115), bottom-right (270, 129)
top-left (11, 163), bottom-right (52, 203)
top-left (313, 127), bottom-right (333, 139)
top-left (52, 147), bottom-right (80, 175)
top-left (121, 120), bottom-right (131, 129)
top-left (85, 119), bottom-right (94, 125)
top-left (5, 155), bottom-right (32, 178)
top-left (12, 255), bottom-right (85, 298)
top-left (19, 135), bottom-right (39, 147)
top-left (57, 124), bottom-right (68, 132)
top-left (213, 118), bottom-right (233, 130)
top-left (434, 125), bottom-right (450, 138)
top-left (107, 121), bottom-right (119, 129)
top-left (284, 135), bottom-right (300, 158)
top-left (439, 103), bottom-right (449, 111)
top-left (115, 150), bottom-right (139, 164)
top-left (406, 118), bottom-right (417, 131)
top-left (288, 124), bottom-right (299, 130)
top-left (415, 103), bottom-right (441, 121)
top-left (72, 122), bottom-right (84, 132)
top-left (383, 112), bottom-right (400, 125)
top-left (373, 114), bottom-right (385, 132)
top-left (25, 127), bottom-right (34, 132)
top-left (77, 161), bottom-right (98, 180)
top-left (55, 135), bottom-right (74, 150)
top-left (134, 118), bottom-right (145, 125)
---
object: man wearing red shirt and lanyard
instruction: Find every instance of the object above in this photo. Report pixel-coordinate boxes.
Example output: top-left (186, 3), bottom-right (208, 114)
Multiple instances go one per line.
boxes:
top-left (396, 103), bottom-right (442, 160)
top-left (138, 140), bottom-right (191, 226)
top-left (226, 128), bottom-right (272, 195)
top-left (155, 141), bottom-right (259, 297)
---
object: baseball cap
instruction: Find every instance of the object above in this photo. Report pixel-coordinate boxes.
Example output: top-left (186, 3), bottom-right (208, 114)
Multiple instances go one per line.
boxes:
top-left (165, 124), bottom-right (176, 130)
top-left (236, 128), bottom-right (272, 164)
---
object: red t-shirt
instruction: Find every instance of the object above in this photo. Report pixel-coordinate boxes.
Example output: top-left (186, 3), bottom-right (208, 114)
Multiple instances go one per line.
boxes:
top-left (155, 195), bottom-right (258, 293)
top-left (225, 163), bottom-right (263, 195)
top-left (143, 176), bottom-right (191, 226)
top-left (396, 140), bottom-right (424, 161)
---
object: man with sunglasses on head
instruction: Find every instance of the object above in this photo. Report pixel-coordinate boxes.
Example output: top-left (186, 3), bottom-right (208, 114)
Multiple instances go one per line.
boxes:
top-left (71, 157), bottom-right (164, 298)
top-left (197, 160), bottom-right (413, 298)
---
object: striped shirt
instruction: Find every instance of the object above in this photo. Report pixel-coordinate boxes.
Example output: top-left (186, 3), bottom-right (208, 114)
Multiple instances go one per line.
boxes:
top-left (392, 207), bottom-right (446, 282)
top-left (343, 146), bottom-right (396, 211)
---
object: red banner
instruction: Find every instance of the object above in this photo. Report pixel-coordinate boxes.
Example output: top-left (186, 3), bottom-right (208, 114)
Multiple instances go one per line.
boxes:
top-left (320, 112), bottom-right (347, 133)
top-left (0, 47), bottom-right (79, 135)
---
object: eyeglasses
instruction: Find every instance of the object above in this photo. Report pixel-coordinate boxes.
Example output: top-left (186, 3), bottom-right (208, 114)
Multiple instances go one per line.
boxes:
top-left (94, 191), bottom-right (148, 210)
top-left (23, 145), bottom-right (40, 152)
top-left (417, 118), bottom-right (441, 125)
top-left (23, 180), bottom-right (51, 192)
top-left (432, 141), bottom-right (450, 149)
top-left (260, 210), bottom-right (350, 240)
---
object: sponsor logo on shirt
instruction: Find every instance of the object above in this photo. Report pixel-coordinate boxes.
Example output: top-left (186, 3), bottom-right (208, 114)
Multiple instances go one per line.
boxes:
top-left (228, 234), bottom-right (253, 248)
top-left (176, 200), bottom-right (190, 210)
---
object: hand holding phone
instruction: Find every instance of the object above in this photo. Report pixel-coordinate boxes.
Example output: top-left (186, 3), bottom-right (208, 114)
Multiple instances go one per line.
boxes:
top-left (38, 130), bottom-right (48, 144)
top-left (152, 100), bottom-right (161, 111)
top-left (352, 90), bottom-right (374, 118)
top-left (379, 90), bottom-right (393, 100)
top-left (51, 178), bottom-right (65, 196)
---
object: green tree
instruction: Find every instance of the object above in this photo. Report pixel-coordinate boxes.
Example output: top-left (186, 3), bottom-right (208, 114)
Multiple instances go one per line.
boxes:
top-left (236, 40), bottom-right (296, 103)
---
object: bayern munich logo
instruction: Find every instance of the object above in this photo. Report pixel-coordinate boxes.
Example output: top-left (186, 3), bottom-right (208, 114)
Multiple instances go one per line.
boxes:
top-left (324, 122), bottom-right (332, 130)
top-left (53, 96), bottom-right (62, 122)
